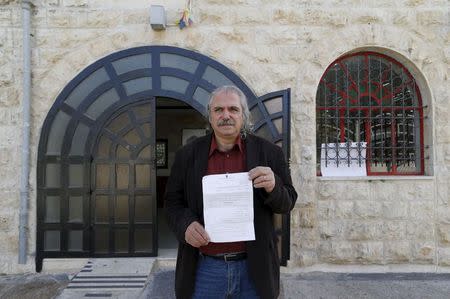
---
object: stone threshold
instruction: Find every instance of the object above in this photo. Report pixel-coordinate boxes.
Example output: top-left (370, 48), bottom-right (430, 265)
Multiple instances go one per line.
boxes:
top-left (41, 248), bottom-right (177, 276)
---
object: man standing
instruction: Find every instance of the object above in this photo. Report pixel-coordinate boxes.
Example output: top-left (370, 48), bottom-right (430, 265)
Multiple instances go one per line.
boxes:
top-left (165, 86), bottom-right (297, 299)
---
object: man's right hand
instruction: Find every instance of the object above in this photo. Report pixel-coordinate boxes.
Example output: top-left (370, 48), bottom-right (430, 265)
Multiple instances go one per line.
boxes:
top-left (185, 221), bottom-right (210, 248)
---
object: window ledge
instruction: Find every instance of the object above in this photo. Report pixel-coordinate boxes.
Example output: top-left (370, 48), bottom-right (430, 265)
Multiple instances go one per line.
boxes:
top-left (317, 176), bottom-right (434, 181)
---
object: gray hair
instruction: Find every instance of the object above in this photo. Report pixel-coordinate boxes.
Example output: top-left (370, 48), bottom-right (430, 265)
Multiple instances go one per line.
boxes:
top-left (206, 85), bottom-right (253, 137)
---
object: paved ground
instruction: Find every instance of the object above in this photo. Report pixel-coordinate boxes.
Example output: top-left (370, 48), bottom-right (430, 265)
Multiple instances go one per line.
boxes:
top-left (140, 270), bottom-right (450, 299)
top-left (0, 273), bottom-right (69, 299)
top-left (2, 269), bottom-right (450, 299)
top-left (280, 272), bottom-right (450, 299)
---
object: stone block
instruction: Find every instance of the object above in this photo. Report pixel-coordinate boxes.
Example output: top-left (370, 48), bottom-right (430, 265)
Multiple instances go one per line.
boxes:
top-left (0, 254), bottom-right (15, 274)
top-left (227, 7), bottom-right (272, 25)
top-left (382, 201), bottom-right (408, 219)
top-left (318, 181), bottom-right (369, 202)
top-left (254, 26), bottom-right (298, 45)
top-left (370, 181), bottom-right (416, 201)
top-left (318, 241), bottom-right (354, 263)
top-left (437, 177), bottom-right (449, 205)
top-left (346, 221), bottom-right (383, 241)
top-left (411, 241), bottom-right (435, 263)
top-left (409, 201), bottom-right (434, 220)
top-left (292, 227), bottom-right (318, 250)
top-left (438, 247), bottom-right (450, 266)
top-left (0, 65), bottom-right (13, 85)
top-left (45, 0), bottom-right (61, 6)
top-left (0, 28), bottom-right (13, 49)
top-left (335, 201), bottom-right (353, 219)
top-left (197, 7), bottom-right (228, 25)
top-left (404, 0), bottom-right (426, 6)
top-left (122, 9), bottom-right (148, 25)
top-left (63, 0), bottom-right (88, 7)
top-left (384, 241), bottom-right (411, 262)
top-left (38, 48), bottom-right (65, 66)
top-left (349, 9), bottom-right (383, 25)
top-left (35, 28), bottom-right (101, 49)
top-left (217, 27), bottom-right (256, 45)
top-left (84, 35), bottom-right (114, 59)
top-left (437, 125), bottom-right (450, 143)
top-left (338, 182), bottom-right (370, 201)
top-left (0, 147), bottom-right (13, 164)
top-left (406, 221), bottom-right (435, 241)
top-left (257, 63), bottom-right (298, 87)
top-left (0, 107), bottom-right (20, 125)
top-left (317, 182), bottom-right (338, 199)
top-left (0, 164), bottom-right (20, 189)
top-left (414, 182), bottom-right (435, 201)
top-left (392, 9), bottom-right (414, 26)
top-left (381, 221), bottom-right (407, 240)
top-left (417, 10), bottom-right (446, 25)
top-left (31, 7), bottom-right (47, 24)
top-left (85, 10), bottom-right (123, 28)
top-left (47, 9), bottom-right (80, 27)
top-left (290, 208), bottom-right (301, 226)
top-left (273, 8), bottom-right (347, 27)
top-left (294, 249), bottom-right (318, 267)
top-left (0, 86), bottom-right (19, 107)
top-left (0, 8), bottom-right (12, 26)
top-left (438, 224), bottom-right (450, 245)
top-left (318, 220), bottom-right (345, 240)
top-left (353, 241), bottom-right (384, 264)
top-left (240, 45), bottom-right (276, 64)
top-left (203, 0), bottom-right (257, 4)
top-left (353, 201), bottom-right (382, 219)
top-left (0, 189), bottom-right (19, 209)
top-left (317, 200), bottom-right (334, 219)
top-left (0, 215), bottom-right (11, 231)
top-left (292, 184), bottom-right (315, 207)
top-left (0, 126), bottom-right (20, 147)
top-left (444, 46), bottom-right (450, 64)
top-left (1, 232), bottom-right (18, 252)
top-left (299, 207), bottom-right (316, 228)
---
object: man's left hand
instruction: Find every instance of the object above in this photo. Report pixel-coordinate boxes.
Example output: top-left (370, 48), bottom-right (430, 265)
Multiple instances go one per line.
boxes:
top-left (248, 166), bottom-right (275, 193)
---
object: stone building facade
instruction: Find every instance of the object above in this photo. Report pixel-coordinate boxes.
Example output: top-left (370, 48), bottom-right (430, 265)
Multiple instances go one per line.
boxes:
top-left (0, 0), bottom-right (449, 274)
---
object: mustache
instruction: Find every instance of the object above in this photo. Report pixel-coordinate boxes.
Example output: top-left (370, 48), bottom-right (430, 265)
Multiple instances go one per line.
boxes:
top-left (217, 119), bottom-right (235, 126)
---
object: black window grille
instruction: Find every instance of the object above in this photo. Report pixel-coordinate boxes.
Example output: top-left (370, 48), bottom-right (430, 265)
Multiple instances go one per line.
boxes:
top-left (316, 52), bottom-right (424, 175)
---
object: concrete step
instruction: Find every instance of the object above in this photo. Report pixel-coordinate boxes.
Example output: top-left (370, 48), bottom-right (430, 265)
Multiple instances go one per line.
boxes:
top-left (56, 258), bottom-right (156, 299)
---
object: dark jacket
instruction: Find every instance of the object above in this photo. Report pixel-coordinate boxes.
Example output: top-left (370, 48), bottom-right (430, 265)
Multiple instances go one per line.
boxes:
top-left (165, 133), bottom-right (297, 299)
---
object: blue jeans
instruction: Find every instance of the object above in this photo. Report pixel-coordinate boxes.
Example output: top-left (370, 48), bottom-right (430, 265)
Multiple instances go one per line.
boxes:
top-left (192, 255), bottom-right (260, 299)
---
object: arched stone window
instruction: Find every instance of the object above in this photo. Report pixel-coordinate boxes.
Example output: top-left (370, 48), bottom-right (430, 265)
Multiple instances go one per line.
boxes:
top-left (316, 52), bottom-right (424, 175)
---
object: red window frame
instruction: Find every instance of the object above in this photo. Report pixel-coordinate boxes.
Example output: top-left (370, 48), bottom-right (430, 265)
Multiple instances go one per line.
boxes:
top-left (316, 52), bottom-right (424, 176)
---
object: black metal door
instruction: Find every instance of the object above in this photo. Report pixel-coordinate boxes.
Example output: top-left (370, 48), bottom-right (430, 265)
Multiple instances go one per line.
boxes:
top-left (249, 89), bottom-right (291, 265)
top-left (90, 100), bottom-right (157, 256)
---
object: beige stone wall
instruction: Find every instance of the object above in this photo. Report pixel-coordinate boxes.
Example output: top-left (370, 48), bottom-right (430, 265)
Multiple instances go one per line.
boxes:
top-left (0, 0), bottom-right (448, 273)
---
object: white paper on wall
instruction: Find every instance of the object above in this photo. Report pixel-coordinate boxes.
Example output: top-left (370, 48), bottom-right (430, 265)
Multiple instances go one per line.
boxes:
top-left (320, 142), bottom-right (367, 176)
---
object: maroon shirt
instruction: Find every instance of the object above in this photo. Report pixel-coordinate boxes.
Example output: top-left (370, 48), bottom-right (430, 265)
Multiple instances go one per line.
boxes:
top-left (199, 134), bottom-right (247, 255)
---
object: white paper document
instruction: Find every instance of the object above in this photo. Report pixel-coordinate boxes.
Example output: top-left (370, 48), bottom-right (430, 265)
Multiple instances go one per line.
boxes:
top-left (321, 142), bottom-right (367, 177)
top-left (202, 172), bottom-right (255, 243)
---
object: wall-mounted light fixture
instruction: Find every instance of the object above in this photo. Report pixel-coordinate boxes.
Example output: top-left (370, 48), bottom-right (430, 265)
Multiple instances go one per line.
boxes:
top-left (150, 5), bottom-right (166, 30)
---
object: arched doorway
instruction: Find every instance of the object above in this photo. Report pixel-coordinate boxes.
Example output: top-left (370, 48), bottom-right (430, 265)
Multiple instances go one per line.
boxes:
top-left (36, 46), bottom-right (291, 271)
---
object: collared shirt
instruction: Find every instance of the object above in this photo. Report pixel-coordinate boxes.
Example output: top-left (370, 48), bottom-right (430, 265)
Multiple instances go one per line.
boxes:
top-left (199, 134), bottom-right (247, 255)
